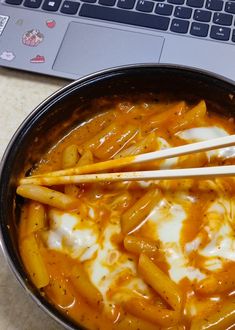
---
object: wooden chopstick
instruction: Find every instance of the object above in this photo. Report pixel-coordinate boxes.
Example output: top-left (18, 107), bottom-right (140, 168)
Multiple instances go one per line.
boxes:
top-left (19, 165), bottom-right (235, 186)
top-left (24, 134), bottom-right (235, 179)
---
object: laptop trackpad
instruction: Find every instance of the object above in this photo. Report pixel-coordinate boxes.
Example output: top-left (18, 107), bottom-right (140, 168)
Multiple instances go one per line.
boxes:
top-left (53, 22), bottom-right (164, 77)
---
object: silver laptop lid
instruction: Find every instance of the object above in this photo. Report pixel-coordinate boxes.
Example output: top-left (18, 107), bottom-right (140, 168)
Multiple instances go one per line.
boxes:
top-left (0, 0), bottom-right (235, 80)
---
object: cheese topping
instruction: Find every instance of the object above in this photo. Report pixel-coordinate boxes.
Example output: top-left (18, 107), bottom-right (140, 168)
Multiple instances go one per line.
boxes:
top-left (18, 98), bottom-right (235, 329)
top-left (46, 126), bottom-right (235, 295)
top-left (47, 209), bottom-right (99, 259)
top-left (177, 126), bottom-right (235, 159)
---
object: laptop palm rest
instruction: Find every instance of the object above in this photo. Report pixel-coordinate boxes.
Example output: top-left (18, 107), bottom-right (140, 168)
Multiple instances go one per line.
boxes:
top-left (53, 22), bottom-right (164, 77)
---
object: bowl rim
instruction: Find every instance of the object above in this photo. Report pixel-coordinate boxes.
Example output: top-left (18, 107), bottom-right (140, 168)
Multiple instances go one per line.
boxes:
top-left (1, 62), bottom-right (235, 330)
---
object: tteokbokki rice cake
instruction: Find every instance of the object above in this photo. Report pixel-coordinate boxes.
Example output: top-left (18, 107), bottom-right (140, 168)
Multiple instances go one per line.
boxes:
top-left (16, 95), bottom-right (235, 330)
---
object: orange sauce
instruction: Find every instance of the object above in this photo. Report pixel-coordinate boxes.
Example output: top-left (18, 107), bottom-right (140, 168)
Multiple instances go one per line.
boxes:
top-left (18, 97), bottom-right (235, 329)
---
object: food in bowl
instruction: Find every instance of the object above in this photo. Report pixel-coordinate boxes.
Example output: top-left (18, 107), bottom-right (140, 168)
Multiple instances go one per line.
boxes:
top-left (16, 94), bottom-right (235, 330)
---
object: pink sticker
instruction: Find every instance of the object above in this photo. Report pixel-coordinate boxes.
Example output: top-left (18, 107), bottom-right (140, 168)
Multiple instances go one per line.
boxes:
top-left (30, 55), bottom-right (45, 63)
top-left (22, 29), bottom-right (44, 47)
top-left (46, 19), bottom-right (56, 29)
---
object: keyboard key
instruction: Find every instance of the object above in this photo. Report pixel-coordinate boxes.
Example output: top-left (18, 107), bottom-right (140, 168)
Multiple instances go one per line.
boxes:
top-left (5, 0), bottom-right (23, 4)
top-left (225, 2), bottom-right (235, 15)
top-left (136, 0), bottom-right (154, 12)
top-left (232, 30), bottom-right (235, 42)
top-left (99, 0), bottom-right (116, 5)
top-left (170, 18), bottom-right (189, 33)
top-left (60, 0), bottom-right (80, 14)
top-left (174, 6), bottom-right (192, 19)
top-left (210, 25), bottom-right (231, 41)
top-left (42, 0), bottom-right (61, 10)
top-left (205, 0), bottom-right (223, 11)
top-left (194, 9), bottom-right (211, 22)
top-left (186, 0), bottom-right (204, 8)
top-left (213, 12), bottom-right (233, 26)
top-left (24, 0), bottom-right (42, 7)
top-left (117, 0), bottom-right (136, 9)
top-left (80, 0), bottom-right (96, 2)
top-left (167, 0), bottom-right (184, 4)
top-left (190, 22), bottom-right (209, 37)
top-left (155, 3), bottom-right (173, 15)
top-left (80, 4), bottom-right (170, 30)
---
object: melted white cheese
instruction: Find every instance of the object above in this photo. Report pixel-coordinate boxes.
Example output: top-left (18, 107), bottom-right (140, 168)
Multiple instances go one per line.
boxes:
top-left (47, 209), bottom-right (98, 259)
top-left (47, 209), bottom-right (150, 305)
top-left (177, 126), bottom-right (235, 159)
top-left (199, 201), bottom-right (235, 265)
top-left (157, 137), bottom-right (178, 169)
top-left (144, 186), bottom-right (235, 282)
top-left (185, 237), bottom-right (201, 254)
top-left (146, 199), bottom-right (205, 283)
top-left (86, 222), bottom-right (150, 304)
top-left (184, 199), bottom-right (235, 271)
top-left (177, 126), bottom-right (227, 141)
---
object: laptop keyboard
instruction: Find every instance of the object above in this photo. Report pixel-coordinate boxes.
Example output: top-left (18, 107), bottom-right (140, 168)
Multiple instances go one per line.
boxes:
top-left (4, 0), bottom-right (235, 43)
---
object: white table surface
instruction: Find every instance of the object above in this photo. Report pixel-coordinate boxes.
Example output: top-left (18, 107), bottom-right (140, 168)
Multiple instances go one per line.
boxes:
top-left (0, 67), bottom-right (68, 330)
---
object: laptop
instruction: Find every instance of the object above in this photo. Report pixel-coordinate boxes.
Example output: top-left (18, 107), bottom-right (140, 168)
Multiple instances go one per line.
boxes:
top-left (0, 0), bottom-right (235, 80)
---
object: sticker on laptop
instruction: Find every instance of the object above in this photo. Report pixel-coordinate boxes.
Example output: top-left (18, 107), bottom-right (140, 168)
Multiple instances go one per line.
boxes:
top-left (30, 55), bottom-right (45, 63)
top-left (22, 29), bottom-right (44, 47)
top-left (0, 15), bottom-right (9, 36)
top-left (0, 51), bottom-right (15, 61)
top-left (46, 19), bottom-right (56, 29)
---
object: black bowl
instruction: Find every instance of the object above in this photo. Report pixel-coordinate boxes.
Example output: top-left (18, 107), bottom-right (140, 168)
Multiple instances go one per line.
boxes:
top-left (1, 64), bottom-right (235, 330)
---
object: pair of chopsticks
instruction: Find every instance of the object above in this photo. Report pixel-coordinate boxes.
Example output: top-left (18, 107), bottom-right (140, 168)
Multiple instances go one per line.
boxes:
top-left (20, 134), bottom-right (235, 186)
